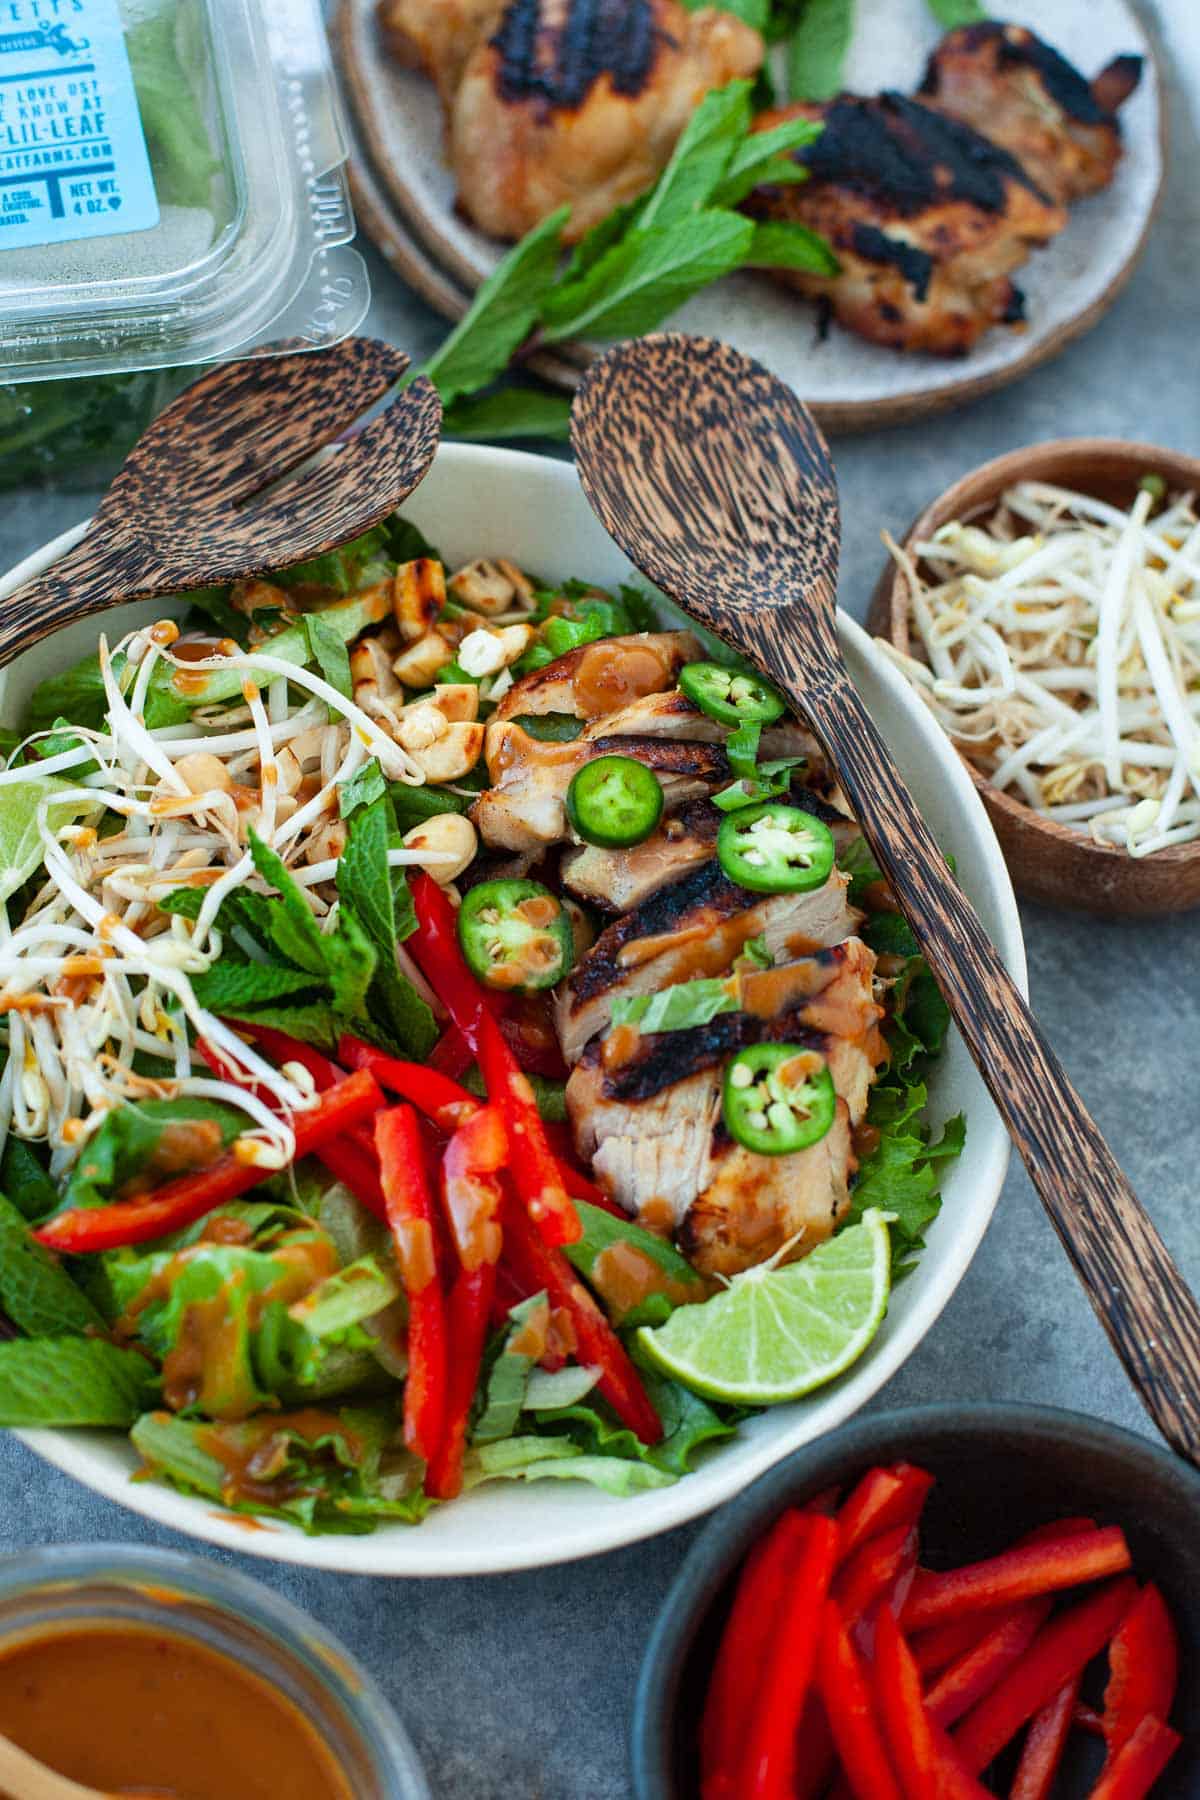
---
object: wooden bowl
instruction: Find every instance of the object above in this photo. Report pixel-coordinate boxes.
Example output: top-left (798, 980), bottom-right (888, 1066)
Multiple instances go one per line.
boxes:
top-left (867, 438), bottom-right (1200, 917)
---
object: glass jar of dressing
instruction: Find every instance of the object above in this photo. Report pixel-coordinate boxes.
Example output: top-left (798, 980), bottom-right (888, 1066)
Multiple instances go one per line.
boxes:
top-left (0, 1543), bottom-right (428, 1799)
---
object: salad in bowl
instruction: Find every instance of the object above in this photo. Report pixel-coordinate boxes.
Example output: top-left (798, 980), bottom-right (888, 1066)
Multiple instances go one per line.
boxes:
top-left (0, 446), bottom-right (1020, 1573)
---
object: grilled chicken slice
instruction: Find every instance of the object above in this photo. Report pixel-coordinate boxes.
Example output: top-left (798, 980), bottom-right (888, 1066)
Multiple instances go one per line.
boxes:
top-left (919, 23), bottom-right (1142, 204)
top-left (560, 786), bottom-right (856, 914)
top-left (446, 0), bottom-right (763, 242)
top-left (492, 631), bottom-right (699, 723)
top-left (473, 729), bottom-right (732, 853)
top-left (568, 939), bottom-right (885, 1274)
top-left (477, 642), bottom-right (826, 854)
top-left (377, 0), bottom-right (503, 104)
top-left (746, 93), bottom-right (1066, 355)
top-left (557, 857), bottom-right (861, 1062)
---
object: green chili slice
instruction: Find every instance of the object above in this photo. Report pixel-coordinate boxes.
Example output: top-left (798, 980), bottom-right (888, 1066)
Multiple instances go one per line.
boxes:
top-left (679, 662), bottom-right (786, 727)
top-left (722, 1044), bottom-right (836, 1156)
top-left (717, 803), bottom-right (835, 893)
top-left (566, 755), bottom-right (664, 848)
top-left (457, 878), bottom-right (575, 993)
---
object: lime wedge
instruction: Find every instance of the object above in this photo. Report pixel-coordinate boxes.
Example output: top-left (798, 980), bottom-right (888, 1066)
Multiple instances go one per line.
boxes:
top-left (635, 1209), bottom-right (892, 1405)
top-left (0, 774), bottom-right (89, 902)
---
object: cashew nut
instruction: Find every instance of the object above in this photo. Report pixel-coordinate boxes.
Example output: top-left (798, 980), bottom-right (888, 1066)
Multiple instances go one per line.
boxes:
top-left (393, 630), bottom-right (453, 688)
top-left (403, 811), bottom-right (477, 885)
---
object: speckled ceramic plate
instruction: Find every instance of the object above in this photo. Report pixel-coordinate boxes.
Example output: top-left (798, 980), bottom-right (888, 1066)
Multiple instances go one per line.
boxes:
top-left (334, 0), bottom-right (1163, 431)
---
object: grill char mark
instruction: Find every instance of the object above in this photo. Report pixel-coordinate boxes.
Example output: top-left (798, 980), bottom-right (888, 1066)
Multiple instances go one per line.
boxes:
top-left (596, 975), bottom-right (840, 1104)
top-left (920, 21), bottom-right (1139, 127)
top-left (492, 0), bottom-right (662, 110)
top-left (792, 91), bottom-right (1051, 215)
top-left (567, 860), bottom-right (747, 1006)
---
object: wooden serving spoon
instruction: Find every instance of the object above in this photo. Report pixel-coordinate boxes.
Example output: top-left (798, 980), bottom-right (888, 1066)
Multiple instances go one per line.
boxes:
top-left (571, 331), bottom-right (1200, 1466)
top-left (0, 337), bottom-right (441, 666)
top-left (0, 1730), bottom-right (169, 1799)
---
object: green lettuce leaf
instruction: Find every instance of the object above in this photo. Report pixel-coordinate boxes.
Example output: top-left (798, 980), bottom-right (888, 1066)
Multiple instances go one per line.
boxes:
top-left (471, 1291), bottom-right (547, 1446)
top-left (530, 1362), bottom-right (738, 1478)
top-left (131, 1402), bottom-right (428, 1533)
top-left (302, 613), bottom-right (353, 716)
top-left (0, 1337), bottom-right (160, 1426)
top-left (1, 1135), bottom-right (59, 1222)
top-left (463, 1433), bottom-right (674, 1496)
top-left (273, 525), bottom-right (393, 598)
top-left (57, 1098), bottom-right (242, 1217)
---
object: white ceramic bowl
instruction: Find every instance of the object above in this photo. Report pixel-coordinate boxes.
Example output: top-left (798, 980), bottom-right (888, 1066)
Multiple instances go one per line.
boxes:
top-left (1, 443), bottom-right (1025, 1576)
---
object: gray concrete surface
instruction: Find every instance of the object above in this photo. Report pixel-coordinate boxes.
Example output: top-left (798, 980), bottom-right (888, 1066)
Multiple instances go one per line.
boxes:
top-left (1, 5), bottom-right (1198, 1795)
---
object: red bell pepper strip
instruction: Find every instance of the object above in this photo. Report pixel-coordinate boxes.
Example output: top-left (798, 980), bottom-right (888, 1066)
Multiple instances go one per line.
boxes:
top-left (925, 1598), bottom-right (1051, 1729)
top-left (424, 1261), bottom-right (497, 1501)
top-left (1010, 1678), bottom-right (1081, 1800)
top-left (476, 1011), bottom-right (579, 1245)
top-left (833, 1522), bottom-right (917, 1626)
top-left (816, 1598), bottom-right (903, 1800)
top-left (375, 1104), bottom-right (448, 1469)
top-left (929, 1723), bottom-right (994, 1799)
top-left (36, 1069), bottom-right (383, 1252)
top-left (910, 1610), bottom-right (1015, 1677)
top-left (953, 1576), bottom-right (1138, 1774)
top-left (428, 1024), bottom-right (474, 1078)
top-left (873, 1604), bottom-right (939, 1800)
top-left (501, 1193), bottom-right (661, 1444)
top-left (791, 1696), bottom-right (837, 1800)
top-left (903, 1527), bottom-right (1133, 1630)
top-left (225, 1020), bottom-right (346, 1091)
top-left (409, 871), bottom-right (504, 1045)
top-left (1087, 1714), bottom-right (1181, 1800)
top-left (700, 1511), bottom-right (812, 1798)
top-left (835, 1463), bottom-right (934, 1561)
top-left (441, 1104), bottom-right (507, 1270)
top-left (339, 1034), bottom-right (481, 1133)
top-left (1100, 1583), bottom-right (1179, 1756)
top-left (738, 1515), bottom-right (839, 1799)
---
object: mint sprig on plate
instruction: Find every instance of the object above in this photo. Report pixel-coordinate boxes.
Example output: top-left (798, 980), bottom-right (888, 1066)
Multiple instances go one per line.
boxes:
top-left (424, 81), bottom-right (833, 441)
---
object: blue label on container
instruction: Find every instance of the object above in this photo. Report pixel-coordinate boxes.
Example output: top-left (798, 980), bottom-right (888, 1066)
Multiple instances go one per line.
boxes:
top-left (0, 0), bottom-right (159, 249)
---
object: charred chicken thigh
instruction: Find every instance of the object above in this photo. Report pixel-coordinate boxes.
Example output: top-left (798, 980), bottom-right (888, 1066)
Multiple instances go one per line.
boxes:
top-left (919, 22), bottom-right (1142, 205)
top-left (746, 92), bottom-right (1066, 356)
top-left (380, 0), bottom-right (763, 242)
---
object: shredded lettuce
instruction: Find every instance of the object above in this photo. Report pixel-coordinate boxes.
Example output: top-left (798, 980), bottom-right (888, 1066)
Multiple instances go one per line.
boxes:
top-left (609, 977), bottom-right (738, 1035)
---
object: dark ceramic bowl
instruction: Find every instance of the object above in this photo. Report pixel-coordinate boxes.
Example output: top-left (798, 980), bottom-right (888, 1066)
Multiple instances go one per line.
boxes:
top-left (632, 1404), bottom-right (1200, 1799)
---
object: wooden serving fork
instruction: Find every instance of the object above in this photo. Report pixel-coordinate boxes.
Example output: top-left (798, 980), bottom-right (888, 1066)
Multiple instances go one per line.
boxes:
top-left (0, 337), bottom-right (441, 664)
top-left (571, 331), bottom-right (1200, 1465)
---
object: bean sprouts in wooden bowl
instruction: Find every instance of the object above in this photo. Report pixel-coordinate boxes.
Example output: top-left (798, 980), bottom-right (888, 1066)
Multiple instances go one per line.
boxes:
top-left (868, 440), bottom-right (1200, 917)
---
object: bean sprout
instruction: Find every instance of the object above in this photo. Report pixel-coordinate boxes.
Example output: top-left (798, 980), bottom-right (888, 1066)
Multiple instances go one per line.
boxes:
top-left (882, 480), bottom-right (1200, 856)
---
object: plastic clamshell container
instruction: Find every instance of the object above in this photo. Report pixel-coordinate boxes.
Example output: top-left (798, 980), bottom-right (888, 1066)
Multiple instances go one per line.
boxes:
top-left (0, 0), bottom-right (369, 382)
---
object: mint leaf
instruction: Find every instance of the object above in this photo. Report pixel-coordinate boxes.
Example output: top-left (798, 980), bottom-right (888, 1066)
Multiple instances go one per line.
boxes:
top-left (712, 113), bottom-right (822, 206)
top-left (382, 514), bottom-right (442, 565)
top-left (610, 977), bottom-right (738, 1035)
top-left (713, 754), bottom-right (805, 811)
top-left (837, 834), bottom-right (884, 905)
top-left (302, 613), bottom-right (353, 718)
top-left (387, 781), bottom-right (470, 827)
top-left (541, 211), bottom-right (755, 342)
top-left (562, 194), bottom-right (648, 284)
top-left (0, 1193), bottom-right (105, 1336)
top-left (745, 220), bottom-right (840, 277)
top-left (246, 830), bottom-right (329, 977)
top-left (511, 714), bottom-right (584, 744)
top-left (441, 386), bottom-right (572, 443)
top-left (191, 961), bottom-right (320, 1011)
top-left (337, 797), bottom-right (395, 963)
top-left (339, 758), bottom-right (387, 821)
top-left (925, 0), bottom-right (985, 23)
top-left (0, 1337), bottom-right (160, 1426)
top-left (423, 207), bottom-right (569, 405)
top-left (1, 1137), bottom-right (58, 1222)
top-left (788, 0), bottom-right (856, 101)
top-left (637, 80), bottom-right (751, 231)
